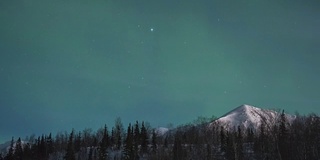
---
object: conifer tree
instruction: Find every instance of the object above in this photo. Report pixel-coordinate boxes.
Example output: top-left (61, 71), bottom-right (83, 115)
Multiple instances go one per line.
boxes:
top-left (22, 143), bottom-right (32, 160)
top-left (254, 120), bottom-right (267, 159)
top-left (236, 126), bottom-right (244, 160)
top-left (114, 117), bottom-right (123, 150)
top-left (14, 137), bottom-right (23, 160)
top-left (123, 123), bottom-right (134, 160)
top-left (90, 137), bottom-right (98, 160)
top-left (220, 126), bottom-right (227, 154)
top-left (278, 110), bottom-right (289, 160)
top-left (117, 128), bottom-right (122, 150)
top-left (140, 121), bottom-right (149, 154)
top-left (151, 129), bottom-right (157, 154)
top-left (5, 137), bottom-right (14, 160)
top-left (64, 130), bottom-right (75, 160)
top-left (35, 136), bottom-right (41, 157)
top-left (74, 132), bottom-right (82, 153)
top-left (47, 133), bottom-right (54, 156)
top-left (30, 138), bottom-right (39, 159)
top-left (39, 135), bottom-right (46, 159)
top-left (98, 124), bottom-right (109, 160)
top-left (133, 121), bottom-right (140, 159)
top-left (225, 131), bottom-right (235, 160)
top-left (173, 132), bottom-right (183, 160)
top-left (110, 127), bottom-right (115, 147)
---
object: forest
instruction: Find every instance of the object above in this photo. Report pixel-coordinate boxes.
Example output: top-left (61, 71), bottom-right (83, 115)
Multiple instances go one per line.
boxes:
top-left (1, 112), bottom-right (320, 160)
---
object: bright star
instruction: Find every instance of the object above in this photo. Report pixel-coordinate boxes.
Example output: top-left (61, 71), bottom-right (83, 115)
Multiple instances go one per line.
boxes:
top-left (150, 28), bottom-right (154, 32)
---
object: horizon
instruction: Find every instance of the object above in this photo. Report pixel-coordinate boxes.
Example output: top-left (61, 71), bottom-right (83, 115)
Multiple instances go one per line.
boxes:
top-left (1, 0), bottom-right (320, 144)
top-left (0, 104), bottom-right (314, 144)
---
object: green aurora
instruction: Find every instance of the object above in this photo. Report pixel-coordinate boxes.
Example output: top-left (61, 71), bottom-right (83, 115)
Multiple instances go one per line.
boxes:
top-left (0, 0), bottom-right (319, 143)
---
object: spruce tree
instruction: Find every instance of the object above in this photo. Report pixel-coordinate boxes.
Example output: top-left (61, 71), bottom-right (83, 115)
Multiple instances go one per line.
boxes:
top-left (133, 121), bottom-right (140, 159)
top-left (236, 126), bottom-right (244, 160)
top-left (22, 143), bottom-right (32, 160)
top-left (225, 131), bottom-right (235, 160)
top-left (220, 126), bottom-right (227, 154)
top-left (5, 137), bottom-right (14, 160)
top-left (246, 128), bottom-right (254, 157)
top-left (14, 137), bottom-right (23, 160)
top-left (74, 132), bottom-right (82, 153)
top-left (278, 110), bottom-right (289, 160)
top-left (98, 124), bottom-right (109, 160)
top-left (64, 130), bottom-right (75, 160)
top-left (110, 127), bottom-right (115, 147)
top-left (173, 132), bottom-right (183, 160)
top-left (39, 135), bottom-right (46, 159)
top-left (35, 136), bottom-right (41, 158)
top-left (151, 129), bottom-right (157, 154)
top-left (123, 123), bottom-right (134, 160)
top-left (117, 127), bottom-right (122, 150)
top-left (90, 137), bottom-right (98, 160)
top-left (254, 120), bottom-right (267, 159)
top-left (114, 117), bottom-right (123, 150)
top-left (47, 133), bottom-right (54, 156)
top-left (140, 121), bottom-right (149, 154)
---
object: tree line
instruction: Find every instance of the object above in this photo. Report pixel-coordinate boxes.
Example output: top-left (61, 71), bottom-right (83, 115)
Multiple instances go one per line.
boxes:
top-left (1, 112), bottom-right (320, 160)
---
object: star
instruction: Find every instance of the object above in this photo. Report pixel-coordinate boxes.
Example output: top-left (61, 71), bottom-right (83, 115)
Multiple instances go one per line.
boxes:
top-left (150, 28), bottom-right (154, 32)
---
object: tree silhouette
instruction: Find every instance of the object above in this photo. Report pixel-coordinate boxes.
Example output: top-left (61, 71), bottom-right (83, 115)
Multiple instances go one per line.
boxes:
top-left (151, 129), bottom-right (157, 154)
top-left (14, 137), bottom-right (23, 160)
top-left (278, 110), bottom-right (289, 160)
top-left (123, 123), bottom-right (134, 160)
top-left (5, 137), bottom-right (14, 160)
top-left (140, 121), bottom-right (149, 154)
top-left (64, 130), bottom-right (75, 160)
top-left (98, 125), bottom-right (109, 160)
top-left (133, 121), bottom-right (140, 159)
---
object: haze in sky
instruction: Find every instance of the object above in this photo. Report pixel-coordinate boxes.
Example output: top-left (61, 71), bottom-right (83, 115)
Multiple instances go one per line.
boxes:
top-left (0, 0), bottom-right (319, 143)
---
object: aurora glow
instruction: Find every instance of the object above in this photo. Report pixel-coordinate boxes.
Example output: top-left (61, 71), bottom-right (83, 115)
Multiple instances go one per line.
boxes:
top-left (0, 0), bottom-right (319, 143)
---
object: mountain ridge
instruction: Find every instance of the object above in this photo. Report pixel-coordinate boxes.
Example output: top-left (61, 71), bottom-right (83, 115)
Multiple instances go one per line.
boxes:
top-left (211, 104), bottom-right (295, 130)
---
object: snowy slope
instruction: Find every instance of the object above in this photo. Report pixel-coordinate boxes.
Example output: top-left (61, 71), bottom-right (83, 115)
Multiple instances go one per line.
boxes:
top-left (155, 127), bottom-right (169, 136)
top-left (0, 141), bottom-right (10, 153)
top-left (0, 140), bottom-right (29, 153)
top-left (210, 104), bottom-right (295, 130)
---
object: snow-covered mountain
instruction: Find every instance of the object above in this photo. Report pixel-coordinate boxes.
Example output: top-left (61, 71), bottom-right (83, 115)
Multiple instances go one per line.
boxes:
top-left (0, 140), bottom-right (29, 154)
top-left (155, 127), bottom-right (169, 136)
top-left (0, 141), bottom-right (11, 153)
top-left (210, 104), bottom-right (295, 130)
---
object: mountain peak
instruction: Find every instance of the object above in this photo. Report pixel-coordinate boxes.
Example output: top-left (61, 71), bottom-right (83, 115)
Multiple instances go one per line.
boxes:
top-left (220, 104), bottom-right (261, 119)
top-left (234, 104), bottom-right (257, 112)
top-left (211, 104), bottom-right (293, 130)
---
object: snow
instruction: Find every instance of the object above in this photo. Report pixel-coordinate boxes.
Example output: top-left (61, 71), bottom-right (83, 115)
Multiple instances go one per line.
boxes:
top-left (210, 104), bottom-right (295, 130)
top-left (0, 141), bottom-right (10, 153)
top-left (155, 127), bottom-right (169, 136)
top-left (0, 140), bottom-right (29, 153)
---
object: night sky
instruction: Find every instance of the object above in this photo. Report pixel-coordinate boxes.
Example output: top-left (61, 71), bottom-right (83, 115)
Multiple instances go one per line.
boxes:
top-left (1, 0), bottom-right (320, 143)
